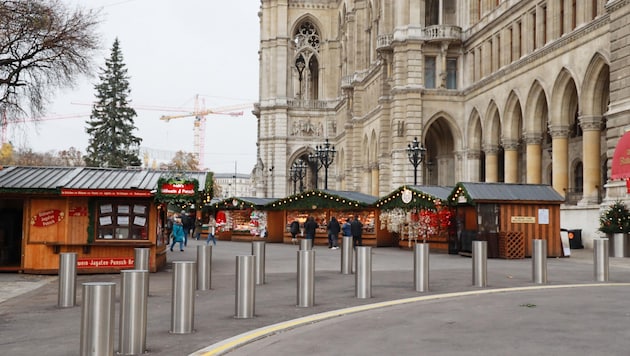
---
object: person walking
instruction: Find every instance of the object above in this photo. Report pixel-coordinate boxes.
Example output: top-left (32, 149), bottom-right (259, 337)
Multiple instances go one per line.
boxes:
top-left (342, 217), bottom-right (352, 239)
top-left (181, 211), bottom-right (194, 246)
top-left (304, 216), bottom-right (318, 245)
top-left (206, 214), bottom-right (217, 246)
top-left (169, 218), bottom-right (185, 252)
top-left (289, 218), bottom-right (300, 244)
top-left (193, 216), bottom-right (203, 240)
top-left (350, 215), bottom-right (363, 247)
top-left (327, 216), bottom-right (341, 249)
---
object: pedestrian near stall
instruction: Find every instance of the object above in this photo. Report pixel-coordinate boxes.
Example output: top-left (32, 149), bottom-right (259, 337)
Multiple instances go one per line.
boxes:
top-left (193, 217), bottom-right (203, 240)
top-left (289, 219), bottom-right (300, 244)
top-left (169, 218), bottom-right (185, 252)
top-left (206, 215), bottom-right (217, 246)
top-left (342, 217), bottom-right (352, 238)
top-left (327, 216), bottom-right (341, 249)
top-left (350, 216), bottom-right (363, 247)
top-left (304, 216), bottom-right (318, 242)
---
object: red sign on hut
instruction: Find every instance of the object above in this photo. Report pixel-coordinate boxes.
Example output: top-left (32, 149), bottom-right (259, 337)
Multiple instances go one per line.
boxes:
top-left (31, 209), bottom-right (65, 227)
top-left (160, 183), bottom-right (196, 195)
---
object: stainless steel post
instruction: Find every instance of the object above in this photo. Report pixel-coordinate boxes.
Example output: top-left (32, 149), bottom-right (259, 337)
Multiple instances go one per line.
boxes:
top-left (170, 261), bottom-right (196, 334)
top-left (472, 240), bottom-right (487, 287)
top-left (414, 243), bottom-right (430, 292)
top-left (119, 270), bottom-right (149, 355)
top-left (134, 247), bottom-right (150, 271)
top-left (341, 236), bottom-right (353, 274)
top-left (252, 241), bottom-right (266, 285)
top-left (58, 252), bottom-right (77, 308)
top-left (300, 238), bottom-right (312, 250)
top-left (197, 245), bottom-right (212, 291)
top-left (594, 237), bottom-right (609, 282)
top-left (235, 255), bottom-right (255, 318)
top-left (297, 249), bottom-right (315, 307)
top-left (80, 282), bottom-right (116, 356)
top-left (355, 246), bottom-right (372, 299)
top-left (532, 239), bottom-right (548, 284)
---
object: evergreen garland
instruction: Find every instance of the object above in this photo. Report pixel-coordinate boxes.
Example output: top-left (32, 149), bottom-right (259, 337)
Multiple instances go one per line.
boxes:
top-left (266, 190), bottom-right (369, 210)
top-left (154, 176), bottom-right (199, 204)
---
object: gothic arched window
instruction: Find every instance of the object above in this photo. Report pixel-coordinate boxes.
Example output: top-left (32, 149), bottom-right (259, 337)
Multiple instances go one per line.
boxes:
top-left (293, 21), bottom-right (320, 100)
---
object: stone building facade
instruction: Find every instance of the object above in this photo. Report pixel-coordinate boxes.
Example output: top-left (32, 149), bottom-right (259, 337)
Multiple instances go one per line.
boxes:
top-left (252, 0), bottom-right (630, 244)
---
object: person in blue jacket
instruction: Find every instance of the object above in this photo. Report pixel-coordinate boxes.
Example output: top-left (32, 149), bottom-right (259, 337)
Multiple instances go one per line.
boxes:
top-left (169, 218), bottom-right (185, 252)
top-left (342, 217), bottom-right (352, 238)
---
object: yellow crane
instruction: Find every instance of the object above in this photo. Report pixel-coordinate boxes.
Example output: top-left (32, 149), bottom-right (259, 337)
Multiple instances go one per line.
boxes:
top-left (159, 95), bottom-right (248, 168)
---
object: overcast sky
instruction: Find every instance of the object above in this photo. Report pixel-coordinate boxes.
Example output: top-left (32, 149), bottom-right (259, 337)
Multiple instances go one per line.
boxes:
top-left (8, 0), bottom-right (260, 174)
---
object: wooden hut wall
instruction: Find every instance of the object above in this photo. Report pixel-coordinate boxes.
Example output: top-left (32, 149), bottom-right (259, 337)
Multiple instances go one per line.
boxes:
top-left (499, 203), bottom-right (561, 257)
top-left (23, 197), bottom-right (162, 274)
top-left (266, 211), bottom-right (284, 243)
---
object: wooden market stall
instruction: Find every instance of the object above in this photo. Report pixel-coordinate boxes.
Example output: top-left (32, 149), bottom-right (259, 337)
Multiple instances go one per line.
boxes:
top-left (375, 185), bottom-right (454, 253)
top-left (207, 197), bottom-right (282, 243)
top-left (0, 166), bottom-right (210, 274)
top-left (447, 182), bottom-right (565, 258)
top-left (266, 189), bottom-right (387, 246)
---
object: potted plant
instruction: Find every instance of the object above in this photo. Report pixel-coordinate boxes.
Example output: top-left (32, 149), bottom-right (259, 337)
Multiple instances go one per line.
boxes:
top-left (599, 200), bottom-right (630, 257)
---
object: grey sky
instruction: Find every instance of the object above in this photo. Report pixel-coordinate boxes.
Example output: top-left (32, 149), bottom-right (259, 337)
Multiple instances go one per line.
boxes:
top-left (9, 0), bottom-right (260, 174)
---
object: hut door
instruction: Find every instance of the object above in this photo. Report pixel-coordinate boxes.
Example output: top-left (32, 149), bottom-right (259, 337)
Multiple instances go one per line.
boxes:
top-left (0, 201), bottom-right (23, 269)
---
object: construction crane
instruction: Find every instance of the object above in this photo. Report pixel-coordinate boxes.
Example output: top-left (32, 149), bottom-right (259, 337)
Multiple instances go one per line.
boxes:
top-left (159, 95), bottom-right (248, 168)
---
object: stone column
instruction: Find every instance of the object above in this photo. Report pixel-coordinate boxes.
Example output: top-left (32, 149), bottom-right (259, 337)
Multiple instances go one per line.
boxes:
top-left (467, 150), bottom-right (482, 182)
top-left (550, 126), bottom-right (569, 197)
top-left (370, 164), bottom-right (379, 196)
top-left (524, 133), bottom-right (543, 184)
top-left (580, 115), bottom-right (602, 204)
top-left (483, 145), bottom-right (499, 182)
top-left (502, 139), bottom-right (520, 183)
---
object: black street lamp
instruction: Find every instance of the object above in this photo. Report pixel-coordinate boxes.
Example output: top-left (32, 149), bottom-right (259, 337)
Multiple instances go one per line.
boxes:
top-left (289, 159), bottom-right (307, 194)
top-left (314, 138), bottom-right (336, 190)
top-left (308, 151), bottom-right (322, 189)
top-left (406, 137), bottom-right (427, 185)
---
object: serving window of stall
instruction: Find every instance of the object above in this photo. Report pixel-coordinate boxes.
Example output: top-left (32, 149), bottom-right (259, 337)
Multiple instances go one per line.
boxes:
top-left (96, 200), bottom-right (150, 240)
top-left (286, 210), bottom-right (328, 234)
top-left (333, 210), bottom-right (375, 234)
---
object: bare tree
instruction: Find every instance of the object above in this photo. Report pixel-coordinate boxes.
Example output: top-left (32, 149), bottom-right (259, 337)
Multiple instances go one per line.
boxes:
top-left (168, 150), bottom-right (199, 171)
top-left (0, 0), bottom-right (100, 118)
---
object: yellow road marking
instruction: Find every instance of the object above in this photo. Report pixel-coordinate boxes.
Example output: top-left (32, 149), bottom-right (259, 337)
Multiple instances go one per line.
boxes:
top-left (190, 283), bottom-right (630, 355)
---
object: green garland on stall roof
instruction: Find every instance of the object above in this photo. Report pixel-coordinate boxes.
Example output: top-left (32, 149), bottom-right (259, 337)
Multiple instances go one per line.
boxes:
top-left (266, 191), bottom-right (371, 211)
top-left (205, 172), bottom-right (214, 198)
top-left (154, 177), bottom-right (200, 203)
top-left (378, 195), bottom-right (437, 211)
top-left (0, 188), bottom-right (60, 195)
top-left (87, 198), bottom-right (96, 244)
top-left (449, 183), bottom-right (474, 205)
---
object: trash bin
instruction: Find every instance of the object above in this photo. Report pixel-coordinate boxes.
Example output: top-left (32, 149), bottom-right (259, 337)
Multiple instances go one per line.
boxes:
top-left (567, 229), bottom-right (583, 249)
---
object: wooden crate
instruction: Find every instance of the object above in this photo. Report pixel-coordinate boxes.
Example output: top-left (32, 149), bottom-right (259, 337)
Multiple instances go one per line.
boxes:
top-left (498, 231), bottom-right (525, 259)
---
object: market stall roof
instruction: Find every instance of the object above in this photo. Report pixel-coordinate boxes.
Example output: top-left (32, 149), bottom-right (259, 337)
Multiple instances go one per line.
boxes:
top-left (266, 189), bottom-right (378, 210)
top-left (0, 166), bottom-right (209, 194)
top-left (448, 182), bottom-right (565, 205)
top-left (210, 196), bottom-right (277, 210)
top-left (375, 185), bottom-right (453, 210)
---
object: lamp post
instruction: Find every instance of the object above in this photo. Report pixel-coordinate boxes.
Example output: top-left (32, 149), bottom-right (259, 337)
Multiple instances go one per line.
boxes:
top-left (314, 139), bottom-right (336, 190)
top-left (308, 152), bottom-right (322, 189)
top-left (289, 159), bottom-right (307, 194)
top-left (406, 137), bottom-right (427, 185)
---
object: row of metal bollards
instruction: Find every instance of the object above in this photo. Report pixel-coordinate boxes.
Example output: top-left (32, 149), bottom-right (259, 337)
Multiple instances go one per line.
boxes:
top-left (60, 237), bottom-right (614, 355)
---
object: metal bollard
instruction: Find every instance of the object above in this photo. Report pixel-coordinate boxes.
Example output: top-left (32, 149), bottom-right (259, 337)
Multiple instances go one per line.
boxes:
top-left (170, 261), bottom-right (196, 334)
top-left (252, 241), bottom-right (266, 285)
top-left (355, 246), bottom-right (372, 299)
top-left (119, 270), bottom-right (149, 356)
top-left (414, 243), bottom-right (430, 292)
top-left (80, 282), bottom-right (116, 356)
top-left (297, 249), bottom-right (315, 307)
top-left (197, 245), bottom-right (212, 291)
top-left (532, 239), bottom-right (548, 284)
top-left (235, 255), bottom-right (255, 318)
top-left (134, 248), bottom-right (150, 271)
top-left (58, 252), bottom-right (77, 308)
top-left (300, 238), bottom-right (312, 250)
top-left (472, 240), bottom-right (487, 287)
top-left (594, 237), bottom-right (609, 282)
top-left (341, 236), bottom-right (353, 274)
top-left (610, 233), bottom-right (626, 258)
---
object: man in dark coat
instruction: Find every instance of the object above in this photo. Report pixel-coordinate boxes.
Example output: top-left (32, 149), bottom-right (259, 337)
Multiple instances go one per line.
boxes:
top-left (303, 216), bottom-right (318, 243)
top-left (289, 219), bottom-right (300, 244)
top-left (350, 215), bottom-right (363, 247)
top-left (327, 216), bottom-right (341, 249)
